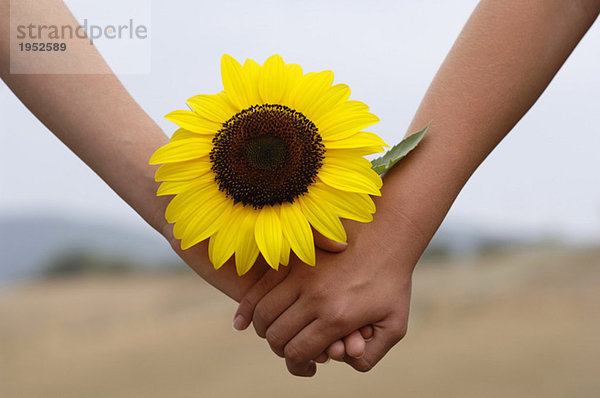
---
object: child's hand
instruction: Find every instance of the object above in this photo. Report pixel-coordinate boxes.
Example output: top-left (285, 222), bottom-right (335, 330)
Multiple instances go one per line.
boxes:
top-left (232, 228), bottom-right (374, 364)
top-left (233, 212), bottom-right (425, 376)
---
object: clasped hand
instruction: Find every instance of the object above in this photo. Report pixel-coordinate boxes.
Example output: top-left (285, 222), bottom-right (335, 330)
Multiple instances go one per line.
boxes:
top-left (231, 214), bottom-right (421, 377)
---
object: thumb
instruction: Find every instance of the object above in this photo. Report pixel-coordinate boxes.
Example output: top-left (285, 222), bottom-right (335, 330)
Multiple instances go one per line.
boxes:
top-left (313, 229), bottom-right (348, 253)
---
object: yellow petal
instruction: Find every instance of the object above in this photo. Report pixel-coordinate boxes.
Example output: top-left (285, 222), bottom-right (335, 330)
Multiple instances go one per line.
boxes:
top-left (315, 181), bottom-right (376, 213)
top-left (323, 131), bottom-right (389, 148)
top-left (187, 94), bottom-right (236, 123)
top-left (244, 58), bottom-right (261, 83)
top-left (323, 157), bottom-right (383, 189)
top-left (165, 181), bottom-right (217, 223)
top-left (208, 204), bottom-right (245, 269)
top-left (324, 155), bottom-right (383, 189)
top-left (171, 185), bottom-right (222, 239)
top-left (221, 54), bottom-right (253, 110)
top-left (324, 150), bottom-right (373, 166)
top-left (290, 70), bottom-right (334, 116)
top-left (171, 128), bottom-right (213, 142)
top-left (235, 209), bottom-right (260, 276)
top-left (325, 146), bottom-right (385, 157)
top-left (165, 110), bottom-right (221, 134)
top-left (155, 158), bottom-right (212, 182)
top-left (318, 163), bottom-right (381, 196)
top-left (308, 182), bottom-right (374, 223)
top-left (316, 99), bottom-right (369, 120)
top-left (298, 195), bottom-right (346, 243)
top-left (207, 235), bottom-right (223, 269)
top-left (317, 102), bottom-right (380, 141)
top-left (149, 139), bottom-right (212, 165)
top-left (181, 191), bottom-right (233, 250)
top-left (216, 90), bottom-right (242, 113)
top-left (281, 63), bottom-right (303, 106)
top-left (259, 54), bottom-right (287, 104)
top-left (306, 84), bottom-right (351, 121)
top-left (157, 179), bottom-right (205, 196)
top-left (254, 204), bottom-right (282, 270)
top-left (280, 236), bottom-right (290, 266)
top-left (243, 59), bottom-right (263, 106)
top-left (279, 202), bottom-right (315, 266)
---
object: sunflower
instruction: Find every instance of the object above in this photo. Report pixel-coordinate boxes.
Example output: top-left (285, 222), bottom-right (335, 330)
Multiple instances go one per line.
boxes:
top-left (150, 54), bottom-right (387, 275)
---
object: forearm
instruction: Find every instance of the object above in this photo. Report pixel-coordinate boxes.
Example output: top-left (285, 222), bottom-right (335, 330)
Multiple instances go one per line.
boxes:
top-left (3, 74), bottom-right (170, 232)
top-left (0, 0), bottom-right (170, 233)
top-left (377, 0), bottom-right (599, 256)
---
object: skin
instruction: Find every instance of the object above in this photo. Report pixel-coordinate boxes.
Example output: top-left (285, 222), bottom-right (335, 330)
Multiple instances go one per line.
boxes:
top-left (234, 0), bottom-right (600, 376)
top-left (0, 0), bottom-right (370, 361)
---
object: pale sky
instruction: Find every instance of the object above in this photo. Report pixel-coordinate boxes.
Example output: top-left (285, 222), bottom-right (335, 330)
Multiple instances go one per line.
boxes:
top-left (1, 0), bottom-right (599, 242)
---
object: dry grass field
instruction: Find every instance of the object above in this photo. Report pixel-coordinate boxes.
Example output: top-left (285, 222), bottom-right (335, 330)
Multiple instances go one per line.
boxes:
top-left (1, 246), bottom-right (599, 398)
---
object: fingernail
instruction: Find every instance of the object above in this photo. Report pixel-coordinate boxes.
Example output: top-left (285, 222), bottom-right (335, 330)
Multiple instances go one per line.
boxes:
top-left (364, 337), bottom-right (373, 342)
top-left (351, 353), bottom-right (365, 359)
top-left (232, 314), bottom-right (246, 331)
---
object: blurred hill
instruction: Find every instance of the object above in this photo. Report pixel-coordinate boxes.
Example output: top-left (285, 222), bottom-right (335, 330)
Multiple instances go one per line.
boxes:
top-left (0, 216), bottom-right (181, 284)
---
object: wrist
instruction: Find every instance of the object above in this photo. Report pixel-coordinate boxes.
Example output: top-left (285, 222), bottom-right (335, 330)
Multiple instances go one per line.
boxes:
top-left (364, 127), bottom-right (473, 269)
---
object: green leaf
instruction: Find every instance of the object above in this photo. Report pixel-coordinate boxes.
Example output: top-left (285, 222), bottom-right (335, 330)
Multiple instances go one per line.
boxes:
top-left (370, 122), bottom-right (430, 175)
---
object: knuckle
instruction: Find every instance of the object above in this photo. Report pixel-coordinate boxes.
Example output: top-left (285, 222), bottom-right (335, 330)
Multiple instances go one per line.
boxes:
top-left (328, 311), bottom-right (346, 328)
top-left (254, 301), bottom-right (270, 324)
top-left (390, 321), bottom-right (408, 342)
top-left (350, 356), bottom-right (376, 373)
top-left (253, 324), bottom-right (266, 339)
top-left (398, 327), bottom-right (408, 340)
top-left (288, 368), bottom-right (301, 376)
top-left (354, 362), bottom-right (374, 373)
top-left (284, 343), bottom-right (305, 364)
top-left (265, 328), bottom-right (285, 350)
top-left (325, 302), bottom-right (352, 328)
top-left (288, 366), bottom-right (306, 377)
top-left (276, 265), bottom-right (291, 278)
top-left (270, 347), bottom-right (285, 358)
top-left (256, 273), bottom-right (272, 292)
top-left (252, 307), bottom-right (268, 338)
top-left (307, 282), bottom-right (331, 301)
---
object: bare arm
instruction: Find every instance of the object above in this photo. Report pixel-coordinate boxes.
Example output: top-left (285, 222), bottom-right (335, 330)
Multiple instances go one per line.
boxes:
top-left (235, 0), bottom-right (600, 376)
top-left (0, 0), bottom-right (267, 301)
top-left (392, 0), bottom-right (600, 237)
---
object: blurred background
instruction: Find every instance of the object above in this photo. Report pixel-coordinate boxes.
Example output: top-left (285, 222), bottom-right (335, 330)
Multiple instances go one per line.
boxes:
top-left (1, 0), bottom-right (599, 397)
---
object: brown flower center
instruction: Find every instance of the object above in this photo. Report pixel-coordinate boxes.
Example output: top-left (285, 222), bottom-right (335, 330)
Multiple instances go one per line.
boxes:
top-left (210, 104), bottom-right (324, 208)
